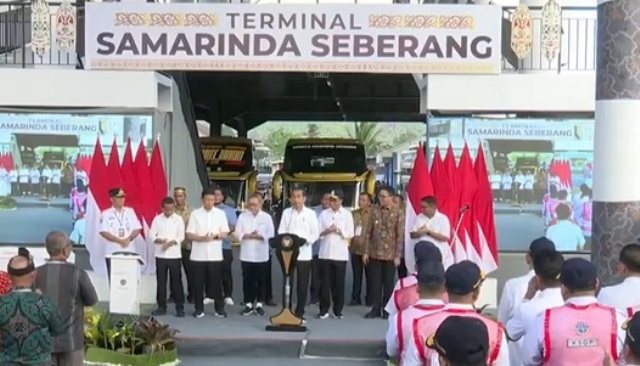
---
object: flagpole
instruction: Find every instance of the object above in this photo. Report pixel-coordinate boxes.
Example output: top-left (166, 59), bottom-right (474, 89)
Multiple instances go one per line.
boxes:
top-left (452, 208), bottom-right (468, 249)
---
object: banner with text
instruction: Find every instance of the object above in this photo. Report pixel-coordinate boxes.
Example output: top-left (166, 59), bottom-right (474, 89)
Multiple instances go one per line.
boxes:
top-left (84, 3), bottom-right (502, 74)
top-left (464, 119), bottom-right (581, 141)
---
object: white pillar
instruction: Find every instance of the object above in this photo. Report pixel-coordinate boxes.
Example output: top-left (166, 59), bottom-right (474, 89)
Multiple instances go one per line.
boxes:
top-left (592, 0), bottom-right (640, 284)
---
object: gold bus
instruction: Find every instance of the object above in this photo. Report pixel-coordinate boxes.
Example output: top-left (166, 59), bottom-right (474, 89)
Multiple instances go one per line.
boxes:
top-left (200, 137), bottom-right (259, 208)
top-left (271, 138), bottom-right (376, 217)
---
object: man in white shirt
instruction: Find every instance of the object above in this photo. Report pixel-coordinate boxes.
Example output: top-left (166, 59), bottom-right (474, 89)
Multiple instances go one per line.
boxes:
top-left (497, 237), bottom-right (555, 366)
top-left (18, 165), bottom-right (30, 196)
top-left (502, 172), bottom-right (513, 203)
top-left (236, 193), bottom-right (275, 316)
top-left (150, 197), bottom-right (186, 318)
top-left (0, 164), bottom-right (8, 197)
top-left (621, 313), bottom-right (640, 366)
top-left (186, 187), bottom-right (230, 318)
top-left (316, 190), bottom-right (354, 320)
top-left (545, 204), bottom-right (585, 251)
top-left (514, 170), bottom-right (525, 204)
top-left (520, 258), bottom-right (626, 366)
top-left (506, 250), bottom-right (564, 343)
top-left (41, 165), bottom-right (52, 197)
top-left (9, 167), bottom-right (18, 197)
top-left (522, 171), bottom-right (534, 204)
top-left (490, 170), bottom-right (502, 202)
top-left (409, 196), bottom-right (452, 269)
top-left (30, 166), bottom-right (41, 196)
top-left (98, 188), bottom-right (143, 279)
top-left (598, 243), bottom-right (640, 312)
top-left (277, 187), bottom-right (319, 321)
top-left (310, 192), bottom-right (331, 306)
top-left (50, 165), bottom-right (61, 197)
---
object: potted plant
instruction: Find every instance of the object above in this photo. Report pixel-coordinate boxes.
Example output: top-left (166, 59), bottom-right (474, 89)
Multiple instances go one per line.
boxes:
top-left (84, 307), bottom-right (180, 366)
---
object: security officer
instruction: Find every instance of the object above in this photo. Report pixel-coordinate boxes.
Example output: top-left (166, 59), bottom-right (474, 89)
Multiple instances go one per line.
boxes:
top-left (426, 315), bottom-right (491, 366)
top-left (98, 187), bottom-right (142, 278)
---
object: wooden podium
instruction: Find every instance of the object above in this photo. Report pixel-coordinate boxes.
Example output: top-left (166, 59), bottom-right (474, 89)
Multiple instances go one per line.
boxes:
top-left (266, 233), bottom-right (307, 332)
top-left (107, 252), bottom-right (145, 316)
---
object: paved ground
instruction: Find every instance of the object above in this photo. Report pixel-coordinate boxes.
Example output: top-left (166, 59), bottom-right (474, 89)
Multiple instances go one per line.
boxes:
top-left (179, 358), bottom-right (385, 365)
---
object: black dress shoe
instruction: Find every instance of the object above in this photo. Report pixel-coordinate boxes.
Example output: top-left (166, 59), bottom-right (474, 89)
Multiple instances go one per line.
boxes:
top-left (364, 310), bottom-right (381, 319)
top-left (176, 309), bottom-right (185, 317)
top-left (186, 295), bottom-right (194, 304)
top-left (348, 299), bottom-right (361, 306)
top-left (382, 311), bottom-right (389, 320)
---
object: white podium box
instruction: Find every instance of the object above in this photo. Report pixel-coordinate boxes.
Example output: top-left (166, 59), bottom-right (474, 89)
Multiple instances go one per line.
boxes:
top-left (0, 247), bottom-right (75, 271)
top-left (107, 253), bottom-right (145, 315)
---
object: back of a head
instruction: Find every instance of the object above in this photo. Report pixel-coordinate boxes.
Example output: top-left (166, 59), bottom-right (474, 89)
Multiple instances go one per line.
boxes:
top-left (427, 315), bottom-right (489, 366)
top-left (445, 260), bottom-right (485, 297)
top-left (620, 243), bottom-right (640, 273)
top-left (560, 258), bottom-right (598, 293)
top-left (45, 231), bottom-right (69, 257)
top-left (417, 261), bottom-right (445, 293)
top-left (529, 237), bottom-right (556, 258)
top-left (415, 241), bottom-right (443, 266)
top-left (533, 249), bottom-right (564, 284)
top-left (7, 254), bottom-right (35, 284)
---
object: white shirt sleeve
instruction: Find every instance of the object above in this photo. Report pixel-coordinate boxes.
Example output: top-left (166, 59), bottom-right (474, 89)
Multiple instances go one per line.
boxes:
top-left (342, 211), bottom-right (354, 240)
top-left (149, 216), bottom-right (159, 240)
top-left (99, 211), bottom-right (109, 233)
top-left (186, 214), bottom-right (197, 235)
top-left (385, 295), bottom-right (398, 317)
top-left (401, 332), bottom-right (423, 366)
top-left (277, 210), bottom-right (287, 234)
top-left (307, 211), bottom-right (320, 244)
top-left (492, 336), bottom-right (511, 366)
top-left (319, 210), bottom-right (330, 234)
top-left (497, 281), bottom-right (515, 324)
top-left (385, 314), bottom-right (400, 357)
top-left (127, 209), bottom-right (142, 231)
top-left (576, 227), bottom-right (586, 247)
top-left (437, 215), bottom-right (451, 241)
top-left (505, 304), bottom-right (527, 341)
top-left (615, 310), bottom-right (628, 356)
top-left (521, 312), bottom-right (544, 366)
top-left (410, 216), bottom-right (422, 233)
top-left (235, 214), bottom-right (247, 241)
top-left (264, 213), bottom-right (275, 241)
top-left (175, 217), bottom-right (185, 244)
top-left (218, 210), bottom-right (230, 234)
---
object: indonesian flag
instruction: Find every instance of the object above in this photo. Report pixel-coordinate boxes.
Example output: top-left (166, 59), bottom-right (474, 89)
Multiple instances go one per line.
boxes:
top-left (474, 142), bottom-right (499, 273)
top-left (147, 139), bottom-right (168, 274)
top-left (404, 144), bottom-right (434, 271)
top-left (106, 138), bottom-right (123, 189)
top-left (85, 138), bottom-right (110, 275)
top-left (549, 159), bottom-right (572, 192)
top-left (458, 144), bottom-right (482, 264)
top-left (443, 144), bottom-right (466, 263)
top-left (134, 141), bottom-right (156, 274)
top-left (431, 146), bottom-right (459, 263)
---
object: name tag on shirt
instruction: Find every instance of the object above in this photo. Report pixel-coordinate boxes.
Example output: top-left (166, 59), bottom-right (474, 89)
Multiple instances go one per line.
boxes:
top-left (355, 226), bottom-right (362, 236)
top-left (118, 228), bottom-right (125, 237)
top-left (567, 338), bottom-right (598, 348)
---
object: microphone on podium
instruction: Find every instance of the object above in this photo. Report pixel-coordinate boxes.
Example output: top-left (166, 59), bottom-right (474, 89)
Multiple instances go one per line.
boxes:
top-left (459, 204), bottom-right (470, 213)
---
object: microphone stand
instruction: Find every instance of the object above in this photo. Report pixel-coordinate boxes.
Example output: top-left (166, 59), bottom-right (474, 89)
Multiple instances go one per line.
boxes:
top-left (452, 209), bottom-right (469, 249)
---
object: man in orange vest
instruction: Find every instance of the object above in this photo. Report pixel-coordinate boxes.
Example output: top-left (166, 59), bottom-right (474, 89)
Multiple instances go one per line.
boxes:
top-left (426, 315), bottom-right (490, 366)
top-left (402, 260), bottom-right (509, 366)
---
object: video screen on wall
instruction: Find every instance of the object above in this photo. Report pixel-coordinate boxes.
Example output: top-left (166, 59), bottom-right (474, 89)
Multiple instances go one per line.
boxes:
top-left (0, 113), bottom-right (153, 245)
top-left (426, 118), bottom-right (593, 253)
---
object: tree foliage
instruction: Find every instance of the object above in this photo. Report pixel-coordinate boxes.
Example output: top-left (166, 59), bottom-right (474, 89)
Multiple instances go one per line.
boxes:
top-left (307, 124), bottom-right (320, 138)
top-left (346, 122), bottom-right (383, 156)
top-left (264, 127), bottom-right (297, 159)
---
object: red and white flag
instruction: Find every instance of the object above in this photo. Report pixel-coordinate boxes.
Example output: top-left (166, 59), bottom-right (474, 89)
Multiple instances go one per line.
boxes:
top-left (443, 144), bottom-right (466, 263)
top-left (404, 144), bottom-right (434, 271)
top-left (85, 138), bottom-right (110, 275)
top-left (149, 138), bottom-right (168, 214)
top-left (430, 146), bottom-right (458, 265)
top-left (458, 144), bottom-right (481, 264)
top-left (474, 143), bottom-right (499, 273)
top-left (134, 141), bottom-right (156, 274)
top-left (106, 138), bottom-right (123, 190)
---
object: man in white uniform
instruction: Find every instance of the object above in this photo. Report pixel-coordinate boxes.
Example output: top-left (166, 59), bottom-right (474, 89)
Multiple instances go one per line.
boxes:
top-left (50, 165), bottom-right (61, 197)
top-left (41, 165), bottom-right (51, 197)
top-left (277, 187), bottom-right (319, 322)
top-left (598, 243), bottom-right (640, 312)
top-left (490, 170), bottom-right (502, 202)
top-left (9, 167), bottom-right (18, 197)
top-left (30, 165), bottom-right (40, 197)
top-left (522, 171), bottom-right (534, 204)
top-left (98, 188), bottom-right (142, 279)
top-left (497, 237), bottom-right (555, 366)
top-left (316, 190), bottom-right (354, 320)
top-left (409, 196), bottom-right (452, 269)
top-left (514, 170), bottom-right (525, 204)
top-left (150, 196), bottom-right (186, 317)
top-left (506, 250), bottom-right (564, 343)
top-left (545, 204), bottom-right (585, 251)
top-left (0, 164), bottom-right (8, 196)
top-left (236, 193), bottom-right (275, 316)
top-left (186, 187), bottom-right (230, 319)
top-left (18, 165), bottom-right (30, 196)
top-left (501, 172), bottom-right (513, 203)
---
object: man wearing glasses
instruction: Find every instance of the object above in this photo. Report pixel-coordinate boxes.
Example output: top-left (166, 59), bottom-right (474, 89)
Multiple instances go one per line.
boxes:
top-left (363, 185), bottom-right (404, 319)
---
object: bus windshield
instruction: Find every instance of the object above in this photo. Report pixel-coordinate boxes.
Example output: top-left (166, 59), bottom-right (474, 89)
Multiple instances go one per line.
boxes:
top-left (210, 180), bottom-right (244, 208)
top-left (283, 182), bottom-right (358, 208)
top-left (284, 143), bottom-right (367, 174)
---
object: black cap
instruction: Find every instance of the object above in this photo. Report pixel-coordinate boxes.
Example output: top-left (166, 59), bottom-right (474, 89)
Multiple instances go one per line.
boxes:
top-left (445, 260), bottom-right (486, 295)
top-left (109, 187), bottom-right (126, 198)
top-left (415, 241), bottom-right (442, 265)
top-left (560, 258), bottom-right (597, 291)
top-left (427, 315), bottom-right (489, 364)
top-left (328, 190), bottom-right (344, 200)
top-left (417, 261), bottom-right (445, 285)
top-left (623, 312), bottom-right (640, 354)
top-left (529, 237), bottom-right (556, 256)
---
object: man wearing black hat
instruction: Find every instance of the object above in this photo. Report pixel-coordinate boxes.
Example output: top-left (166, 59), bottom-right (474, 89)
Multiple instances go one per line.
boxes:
top-left (99, 187), bottom-right (143, 277)
top-left (404, 260), bottom-right (509, 366)
top-left (385, 261), bottom-right (446, 363)
top-left (521, 258), bottom-right (626, 366)
top-left (621, 312), bottom-right (640, 366)
top-left (385, 241), bottom-right (444, 317)
top-left (426, 315), bottom-right (490, 366)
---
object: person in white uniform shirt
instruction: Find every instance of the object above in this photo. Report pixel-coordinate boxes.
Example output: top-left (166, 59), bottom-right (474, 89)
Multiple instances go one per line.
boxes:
top-left (545, 204), bottom-right (585, 251)
top-left (497, 237), bottom-right (555, 366)
top-left (186, 187), bottom-right (230, 319)
top-left (506, 250), bottom-right (564, 343)
top-left (18, 165), bottom-right (30, 196)
top-left (41, 165), bottom-right (51, 197)
top-left (50, 165), bottom-right (61, 197)
top-left (514, 170), bottom-right (525, 204)
top-left (522, 171), bottom-right (534, 204)
top-left (620, 312), bottom-right (640, 366)
top-left (9, 167), bottom-right (18, 196)
top-left (598, 243), bottom-right (640, 312)
top-left (150, 197), bottom-right (186, 318)
top-left (98, 188), bottom-right (143, 278)
top-left (236, 193), bottom-right (275, 316)
top-left (490, 170), bottom-right (502, 202)
top-left (277, 186), bottom-right (319, 321)
top-left (316, 190), bottom-right (354, 320)
top-left (521, 258), bottom-right (626, 366)
top-left (0, 164), bottom-right (8, 196)
top-left (30, 165), bottom-right (41, 196)
top-left (501, 172), bottom-right (513, 203)
top-left (409, 196), bottom-right (452, 269)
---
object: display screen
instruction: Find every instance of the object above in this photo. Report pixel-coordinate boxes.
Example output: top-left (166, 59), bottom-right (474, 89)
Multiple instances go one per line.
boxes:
top-left (0, 113), bottom-right (153, 245)
top-left (284, 143), bottom-right (367, 174)
top-left (427, 117), bottom-right (594, 252)
top-left (201, 139), bottom-right (253, 174)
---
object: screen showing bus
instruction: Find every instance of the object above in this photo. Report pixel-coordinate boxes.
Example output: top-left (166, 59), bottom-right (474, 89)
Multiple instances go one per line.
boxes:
top-left (284, 143), bottom-right (366, 174)
top-left (201, 142), bottom-right (253, 174)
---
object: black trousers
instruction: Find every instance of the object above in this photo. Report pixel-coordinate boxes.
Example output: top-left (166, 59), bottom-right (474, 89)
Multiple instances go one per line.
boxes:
top-left (319, 259), bottom-right (347, 315)
top-left (369, 258), bottom-right (396, 313)
top-left (241, 261), bottom-right (269, 304)
top-left (181, 248), bottom-right (194, 298)
top-left (156, 258), bottom-right (184, 310)
top-left (193, 261), bottom-right (224, 313)
top-left (397, 258), bottom-right (408, 279)
top-left (10, 182), bottom-right (18, 196)
top-left (294, 260), bottom-right (311, 317)
top-left (222, 249), bottom-right (233, 298)
top-left (310, 255), bottom-right (321, 303)
top-left (350, 253), bottom-right (370, 303)
top-left (105, 258), bottom-right (112, 282)
top-left (265, 254), bottom-right (273, 301)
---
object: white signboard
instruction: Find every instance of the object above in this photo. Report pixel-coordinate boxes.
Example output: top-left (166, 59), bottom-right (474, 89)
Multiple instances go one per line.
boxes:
top-left (464, 119), bottom-right (580, 141)
top-left (84, 3), bottom-right (503, 74)
top-left (0, 115), bottom-right (99, 135)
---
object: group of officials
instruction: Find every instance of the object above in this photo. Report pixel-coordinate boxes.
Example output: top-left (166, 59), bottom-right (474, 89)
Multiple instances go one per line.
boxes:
top-left (384, 235), bottom-right (640, 366)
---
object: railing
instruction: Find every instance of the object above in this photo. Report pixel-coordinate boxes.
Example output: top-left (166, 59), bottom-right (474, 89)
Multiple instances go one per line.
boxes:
top-left (501, 6), bottom-right (596, 73)
top-left (0, 1), bottom-right (80, 68)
